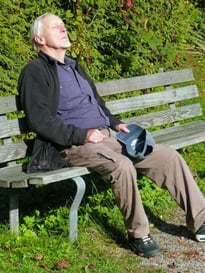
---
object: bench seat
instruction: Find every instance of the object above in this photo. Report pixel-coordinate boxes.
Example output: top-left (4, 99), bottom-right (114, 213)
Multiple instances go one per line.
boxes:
top-left (0, 68), bottom-right (204, 239)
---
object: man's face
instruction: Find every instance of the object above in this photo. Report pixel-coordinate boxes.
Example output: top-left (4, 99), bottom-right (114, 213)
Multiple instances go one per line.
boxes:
top-left (39, 14), bottom-right (71, 50)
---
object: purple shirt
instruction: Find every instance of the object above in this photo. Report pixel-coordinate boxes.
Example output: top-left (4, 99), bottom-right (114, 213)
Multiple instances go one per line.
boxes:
top-left (57, 57), bottom-right (110, 129)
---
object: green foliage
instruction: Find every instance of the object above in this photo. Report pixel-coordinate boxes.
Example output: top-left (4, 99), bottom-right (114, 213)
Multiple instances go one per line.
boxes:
top-left (180, 142), bottom-right (205, 177)
top-left (0, 0), bottom-right (66, 95)
top-left (65, 0), bottom-right (202, 79)
top-left (138, 176), bottom-right (177, 219)
top-left (20, 208), bottom-right (70, 237)
top-left (190, 0), bottom-right (205, 9)
top-left (79, 188), bottom-right (126, 235)
top-left (0, 0), bottom-right (203, 94)
top-left (180, 143), bottom-right (205, 199)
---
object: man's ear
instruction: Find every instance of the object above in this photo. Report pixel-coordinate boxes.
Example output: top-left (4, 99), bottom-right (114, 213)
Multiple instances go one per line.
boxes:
top-left (34, 35), bottom-right (45, 46)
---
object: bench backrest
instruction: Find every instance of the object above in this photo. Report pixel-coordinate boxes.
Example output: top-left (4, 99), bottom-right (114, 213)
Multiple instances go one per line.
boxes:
top-left (0, 68), bottom-right (202, 166)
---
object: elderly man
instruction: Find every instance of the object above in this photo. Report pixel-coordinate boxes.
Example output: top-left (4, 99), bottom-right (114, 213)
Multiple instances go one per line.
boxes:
top-left (18, 12), bottom-right (205, 258)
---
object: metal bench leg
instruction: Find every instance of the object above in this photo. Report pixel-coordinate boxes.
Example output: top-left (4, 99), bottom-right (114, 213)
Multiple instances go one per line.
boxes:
top-left (69, 176), bottom-right (86, 240)
top-left (9, 189), bottom-right (19, 233)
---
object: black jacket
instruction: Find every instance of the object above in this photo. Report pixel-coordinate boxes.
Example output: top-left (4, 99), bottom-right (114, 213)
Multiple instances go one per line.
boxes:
top-left (18, 51), bottom-right (121, 149)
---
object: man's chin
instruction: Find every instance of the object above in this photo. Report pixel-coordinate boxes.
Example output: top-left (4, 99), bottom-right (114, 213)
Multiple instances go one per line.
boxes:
top-left (64, 41), bottom-right (71, 48)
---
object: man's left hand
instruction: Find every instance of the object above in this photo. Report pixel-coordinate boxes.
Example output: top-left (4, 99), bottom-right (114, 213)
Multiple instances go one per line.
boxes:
top-left (115, 123), bottom-right (130, 133)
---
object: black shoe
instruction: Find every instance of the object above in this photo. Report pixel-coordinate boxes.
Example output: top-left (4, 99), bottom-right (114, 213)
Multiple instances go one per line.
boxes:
top-left (195, 222), bottom-right (205, 242)
top-left (128, 234), bottom-right (160, 258)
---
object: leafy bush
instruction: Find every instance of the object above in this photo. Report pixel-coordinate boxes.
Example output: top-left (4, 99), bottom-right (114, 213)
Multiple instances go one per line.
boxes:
top-left (68, 0), bottom-right (201, 79)
top-left (0, 0), bottom-right (203, 95)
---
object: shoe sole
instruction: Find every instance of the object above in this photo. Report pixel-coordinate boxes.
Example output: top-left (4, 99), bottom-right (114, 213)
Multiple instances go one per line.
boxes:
top-left (195, 234), bottom-right (205, 242)
top-left (131, 246), bottom-right (161, 258)
top-left (141, 248), bottom-right (161, 258)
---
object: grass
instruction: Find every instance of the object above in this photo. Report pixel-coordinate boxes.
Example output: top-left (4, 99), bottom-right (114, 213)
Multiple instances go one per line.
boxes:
top-left (0, 54), bottom-right (205, 272)
top-left (0, 228), bottom-right (136, 273)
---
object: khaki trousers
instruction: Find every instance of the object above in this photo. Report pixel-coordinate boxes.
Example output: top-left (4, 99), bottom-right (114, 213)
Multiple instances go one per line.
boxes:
top-left (63, 129), bottom-right (205, 238)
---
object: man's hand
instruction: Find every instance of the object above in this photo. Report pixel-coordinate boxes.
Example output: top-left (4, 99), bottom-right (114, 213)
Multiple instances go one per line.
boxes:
top-left (86, 129), bottom-right (106, 144)
top-left (115, 123), bottom-right (130, 133)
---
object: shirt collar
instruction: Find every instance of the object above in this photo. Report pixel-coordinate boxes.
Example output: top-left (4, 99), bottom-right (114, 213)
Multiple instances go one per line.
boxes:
top-left (38, 51), bottom-right (76, 68)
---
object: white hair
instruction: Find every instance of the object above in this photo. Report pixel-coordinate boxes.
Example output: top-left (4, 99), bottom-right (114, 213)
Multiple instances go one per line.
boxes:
top-left (30, 12), bottom-right (54, 51)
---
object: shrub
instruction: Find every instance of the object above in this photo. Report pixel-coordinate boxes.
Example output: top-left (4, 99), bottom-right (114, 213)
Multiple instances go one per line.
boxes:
top-left (0, 0), bottom-right (202, 95)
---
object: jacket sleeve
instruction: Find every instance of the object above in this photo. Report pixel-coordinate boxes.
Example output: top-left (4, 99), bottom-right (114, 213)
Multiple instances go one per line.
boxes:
top-left (18, 60), bottom-right (87, 147)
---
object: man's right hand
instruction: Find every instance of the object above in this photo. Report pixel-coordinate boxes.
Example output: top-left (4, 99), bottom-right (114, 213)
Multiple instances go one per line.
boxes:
top-left (86, 129), bottom-right (106, 144)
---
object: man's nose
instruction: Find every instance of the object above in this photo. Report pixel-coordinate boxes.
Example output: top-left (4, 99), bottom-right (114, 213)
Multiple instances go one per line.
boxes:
top-left (60, 24), bottom-right (66, 32)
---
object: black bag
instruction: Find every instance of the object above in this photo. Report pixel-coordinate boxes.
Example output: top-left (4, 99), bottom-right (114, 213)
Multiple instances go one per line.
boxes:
top-left (26, 139), bottom-right (67, 173)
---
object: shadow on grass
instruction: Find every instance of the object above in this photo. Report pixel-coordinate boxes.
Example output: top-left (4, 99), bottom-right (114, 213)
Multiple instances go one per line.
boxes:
top-left (145, 207), bottom-right (195, 241)
top-left (0, 174), bottom-right (95, 220)
top-left (0, 173), bottom-right (195, 245)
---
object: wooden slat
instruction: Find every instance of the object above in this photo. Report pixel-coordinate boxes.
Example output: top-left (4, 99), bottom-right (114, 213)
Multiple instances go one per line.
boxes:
top-left (0, 142), bottom-right (27, 163)
top-left (28, 167), bottom-right (90, 185)
top-left (0, 164), bottom-right (90, 188)
top-left (152, 120), bottom-right (205, 149)
top-left (0, 164), bottom-right (29, 188)
top-left (96, 68), bottom-right (194, 96)
top-left (122, 103), bottom-right (203, 128)
top-left (0, 116), bottom-right (28, 138)
top-left (0, 95), bottom-right (17, 114)
top-left (106, 85), bottom-right (199, 114)
top-left (0, 116), bottom-right (22, 138)
top-left (1, 104), bottom-right (201, 163)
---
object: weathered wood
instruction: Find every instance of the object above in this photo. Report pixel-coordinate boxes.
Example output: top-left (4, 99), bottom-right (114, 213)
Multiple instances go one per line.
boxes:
top-left (106, 85), bottom-right (199, 114)
top-left (152, 120), bottom-right (205, 149)
top-left (96, 68), bottom-right (194, 96)
top-left (0, 164), bottom-right (90, 187)
top-left (0, 116), bottom-right (22, 138)
top-left (28, 167), bottom-right (90, 185)
top-left (0, 165), bottom-right (29, 187)
top-left (122, 104), bottom-right (202, 128)
top-left (0, 95), bottom-right (17, 114)
top-left (0, 142), bottom-right (27, 163)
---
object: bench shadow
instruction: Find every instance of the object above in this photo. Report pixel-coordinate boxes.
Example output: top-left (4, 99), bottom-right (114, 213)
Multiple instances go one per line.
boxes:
top-left (0, 174), bottom-right (195, 245)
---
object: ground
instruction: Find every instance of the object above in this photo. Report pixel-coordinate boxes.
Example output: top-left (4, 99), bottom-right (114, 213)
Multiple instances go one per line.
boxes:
top-left (132, 208), bottom-right (205, 272)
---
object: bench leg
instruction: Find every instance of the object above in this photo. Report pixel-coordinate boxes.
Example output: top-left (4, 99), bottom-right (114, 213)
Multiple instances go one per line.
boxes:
top-left (9, 189), bottom-right (19, 233)
top-left (69, 176), bottom-right (86, 240)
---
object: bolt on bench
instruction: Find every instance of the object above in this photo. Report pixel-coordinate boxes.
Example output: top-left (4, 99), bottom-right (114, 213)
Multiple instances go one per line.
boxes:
top-left (0, 68), bottom-right (205, 240)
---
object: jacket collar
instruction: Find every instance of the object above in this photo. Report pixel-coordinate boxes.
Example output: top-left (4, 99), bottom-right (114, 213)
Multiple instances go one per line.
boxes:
top-left (38, 51), bottom-right (77, 68)
top-left (38, 51), bottom-right (56, 65)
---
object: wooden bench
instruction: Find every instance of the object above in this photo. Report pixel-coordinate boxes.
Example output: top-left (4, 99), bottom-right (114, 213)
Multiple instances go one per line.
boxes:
top-left (1, 68), bottom-right (205, 240)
